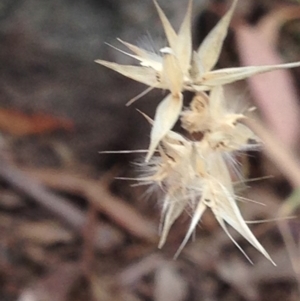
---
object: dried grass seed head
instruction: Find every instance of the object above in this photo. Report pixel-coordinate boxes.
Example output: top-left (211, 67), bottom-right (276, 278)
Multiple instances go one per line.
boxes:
top-left (95, 0), bottom-right (296, 265)
top-left (96, 0), bottom-right (300, 161)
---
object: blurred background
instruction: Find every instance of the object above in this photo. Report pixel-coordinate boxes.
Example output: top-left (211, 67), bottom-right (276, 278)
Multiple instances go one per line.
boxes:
top-left (1, 0), bottom-right (300, 300)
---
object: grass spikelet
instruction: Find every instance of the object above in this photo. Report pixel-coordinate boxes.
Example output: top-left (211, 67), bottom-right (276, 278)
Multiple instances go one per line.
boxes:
top-left (96, 0), bottom-right (300, 265)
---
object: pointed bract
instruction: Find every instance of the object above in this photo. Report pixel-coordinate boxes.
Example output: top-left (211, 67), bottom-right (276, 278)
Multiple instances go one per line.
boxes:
top-left (159, 194), bottom-right (188, 248)
top-left (212, 181), bottom-right (275, 264)
top-left (95, 59), bottom-right (161, 87)
top-left (161, 49), bottom-right (184, 96)
top-left (146, 93), bottom-right (183, 162)
top-left (153, 0), bottom-right (177, 50)
top-left (174, 196), bottom-right (206, 258)
top-left (197, 0), bottom-right (238, 73)
top-left (176, 0), bottom-right (193, 75)
top-left (200, 62), bottom-right (300, 86)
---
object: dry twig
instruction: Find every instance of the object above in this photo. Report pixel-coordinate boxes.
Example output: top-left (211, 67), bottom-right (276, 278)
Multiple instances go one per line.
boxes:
top-left (0, 157), bottom-right (123, 251)
top-left (21, 168), bottom-right (157, 242)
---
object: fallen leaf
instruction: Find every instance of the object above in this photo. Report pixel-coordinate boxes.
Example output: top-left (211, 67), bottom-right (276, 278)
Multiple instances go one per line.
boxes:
top-left (0, 108), bottom-right (73, 136)
top-left (18, 221), bottom-right (74, 246)
top-left (235, 20), bottom-right (300, 149)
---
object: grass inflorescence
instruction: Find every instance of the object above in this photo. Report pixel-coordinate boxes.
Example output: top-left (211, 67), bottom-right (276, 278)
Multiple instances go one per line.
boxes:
top-left (96, 0), bottom-right (300, 265)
